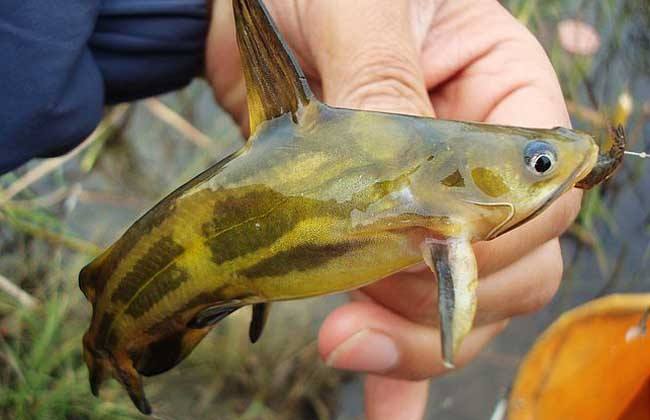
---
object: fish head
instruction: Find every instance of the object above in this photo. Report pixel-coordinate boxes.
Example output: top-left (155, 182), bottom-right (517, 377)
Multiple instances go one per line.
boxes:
top-left (445, 124), bottom-right (598, 239)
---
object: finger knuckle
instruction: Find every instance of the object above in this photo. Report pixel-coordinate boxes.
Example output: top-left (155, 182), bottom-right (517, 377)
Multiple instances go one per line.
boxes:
top-left (334, 47), bottom-right (427, 111)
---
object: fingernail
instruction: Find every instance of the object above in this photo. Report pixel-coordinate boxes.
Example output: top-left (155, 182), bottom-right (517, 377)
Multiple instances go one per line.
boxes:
top-left (326, 329), bottom-right (399, 373)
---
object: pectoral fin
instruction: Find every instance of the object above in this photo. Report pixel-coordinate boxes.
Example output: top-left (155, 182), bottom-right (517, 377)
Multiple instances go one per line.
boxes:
top-left (188, 304), bottom-right (241, 329)
top-left (249, 302), bottom-right (271, 343)
top-left (233, 0), bottom-right (313, 134)
top-left (422, 238), bottom-right (478, 368)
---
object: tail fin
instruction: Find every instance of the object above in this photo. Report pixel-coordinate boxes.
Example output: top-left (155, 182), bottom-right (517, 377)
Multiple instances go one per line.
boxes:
top-left (114, 354), bottom-right (152, 415)
top-left (83, 332), bottom-right (109, 397)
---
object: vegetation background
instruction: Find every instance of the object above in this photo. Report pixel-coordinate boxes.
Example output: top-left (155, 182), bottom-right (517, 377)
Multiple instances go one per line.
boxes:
top-left (0, 0), bottom-right (648, 418)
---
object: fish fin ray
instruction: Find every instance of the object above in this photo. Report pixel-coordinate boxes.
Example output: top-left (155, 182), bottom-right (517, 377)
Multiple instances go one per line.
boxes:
top-left (113, 354), bottom-right (152, 415)
top-left (249, 302), bottom-right (271, 343)
top-left (233, 0), bottom-right (313, 134)
top-left (422, 238), bottom-right (478, 368)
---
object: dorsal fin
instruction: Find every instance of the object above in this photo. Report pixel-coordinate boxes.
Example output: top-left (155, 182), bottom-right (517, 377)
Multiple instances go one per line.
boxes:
top-left (233, 0), bottom-right (313, 134)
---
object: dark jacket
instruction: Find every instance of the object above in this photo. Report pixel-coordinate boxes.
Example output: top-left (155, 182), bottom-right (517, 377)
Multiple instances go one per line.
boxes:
top-left (0, 0), bottom-right (208, 173)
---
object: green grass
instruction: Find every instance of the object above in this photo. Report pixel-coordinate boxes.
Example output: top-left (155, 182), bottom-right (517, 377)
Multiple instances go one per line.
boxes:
top-left (0, 297), bottom-right (137, 419)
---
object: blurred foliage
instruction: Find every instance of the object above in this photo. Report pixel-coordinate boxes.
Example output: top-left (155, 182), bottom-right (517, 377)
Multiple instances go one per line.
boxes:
top-left (0, 296), bottom-right (135, 419)
top-left (0, 1), bottom-right (648, 419)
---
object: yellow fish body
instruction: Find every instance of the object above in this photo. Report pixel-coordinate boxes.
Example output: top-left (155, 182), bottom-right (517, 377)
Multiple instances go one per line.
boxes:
top-left (81, 0), bottom-right (608, 414)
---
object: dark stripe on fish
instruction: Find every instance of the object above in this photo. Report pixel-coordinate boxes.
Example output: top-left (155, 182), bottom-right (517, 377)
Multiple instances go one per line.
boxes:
top-left (207, 203), bottom-right (307, 265)
top-left (96, 312), bottom-right (118, 349)
top-left (202, 188), bottom-right (285, 237)
top-left (93, 199), bottom-right (180, 298)
top-left (135, 333), bottom-right (185, 377)
top-left (93, 153), bottom-right (239, 296)
top-left (207, 216), bottom-right (289, 265)
top-left (204, 185), bottom-right (349, 266)
top-left (97, 312), bottom-right (114, 339)
top-left (241, 241), bottom-right (367, 278)
top-left (204, 187), bottom-right (287, 265)
top-left (111, 236), bottom-right (185, 304)
top-left (124, 264), bottom-right (189, 318)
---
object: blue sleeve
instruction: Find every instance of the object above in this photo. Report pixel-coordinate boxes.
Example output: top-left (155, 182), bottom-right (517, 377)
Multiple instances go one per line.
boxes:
top-left (0, 0), bottom-right (208, 174)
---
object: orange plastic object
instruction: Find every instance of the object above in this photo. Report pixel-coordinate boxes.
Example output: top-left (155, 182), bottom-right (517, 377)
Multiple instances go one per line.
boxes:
top-left (508, 294), bottom-right (650, 420)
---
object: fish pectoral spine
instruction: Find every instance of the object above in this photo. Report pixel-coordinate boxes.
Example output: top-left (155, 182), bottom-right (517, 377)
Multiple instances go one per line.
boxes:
top-left (422, 237), bottom-right (478, 368)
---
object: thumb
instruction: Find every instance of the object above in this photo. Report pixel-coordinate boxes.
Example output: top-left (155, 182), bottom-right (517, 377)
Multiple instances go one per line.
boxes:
top-left (303, 0), bottom-right (435, 117)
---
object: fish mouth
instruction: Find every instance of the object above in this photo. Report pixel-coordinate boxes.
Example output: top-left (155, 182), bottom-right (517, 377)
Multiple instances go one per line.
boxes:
top-left (575, 125), bottom-right (626, 189)
top-left (574, 155), bottom-right (597, 184)
top-left (529, 150), bottom-right (596, 220)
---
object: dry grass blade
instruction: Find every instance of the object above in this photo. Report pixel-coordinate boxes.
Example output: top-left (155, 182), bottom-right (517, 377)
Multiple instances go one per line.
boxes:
top-left (144, 98), bottom-right (219, 154)
top-left (0, 273), bottom-right (38, 309)
top-left (12, 186), bottom-right (70, 208)
top-left (77, 189), bottom-right (148, 210)
top-left (0, 105), bottom-right (130, 205)
top-left (0, 212), bottom-right (102, 256)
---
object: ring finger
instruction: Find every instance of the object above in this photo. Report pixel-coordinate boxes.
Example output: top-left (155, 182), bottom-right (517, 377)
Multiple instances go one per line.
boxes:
top-left (319, 300), bottom-right (508, 380)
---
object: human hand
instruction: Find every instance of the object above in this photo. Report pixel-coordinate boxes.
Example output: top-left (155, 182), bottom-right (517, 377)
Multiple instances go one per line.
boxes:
top-left (206, 1), bottom-right (580, 419)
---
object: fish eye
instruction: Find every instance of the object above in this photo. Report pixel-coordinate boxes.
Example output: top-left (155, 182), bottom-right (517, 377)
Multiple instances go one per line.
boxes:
top-left (524, 141), bottom-right (557, 176)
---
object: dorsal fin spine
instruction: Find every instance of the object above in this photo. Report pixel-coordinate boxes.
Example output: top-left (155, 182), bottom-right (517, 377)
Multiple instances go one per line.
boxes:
top-left (233, 0), bottom-right (314, 133)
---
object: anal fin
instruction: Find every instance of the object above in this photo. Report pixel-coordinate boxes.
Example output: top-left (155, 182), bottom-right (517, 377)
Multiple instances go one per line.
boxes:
top-left (249, 303), bottom-right (271, 343)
